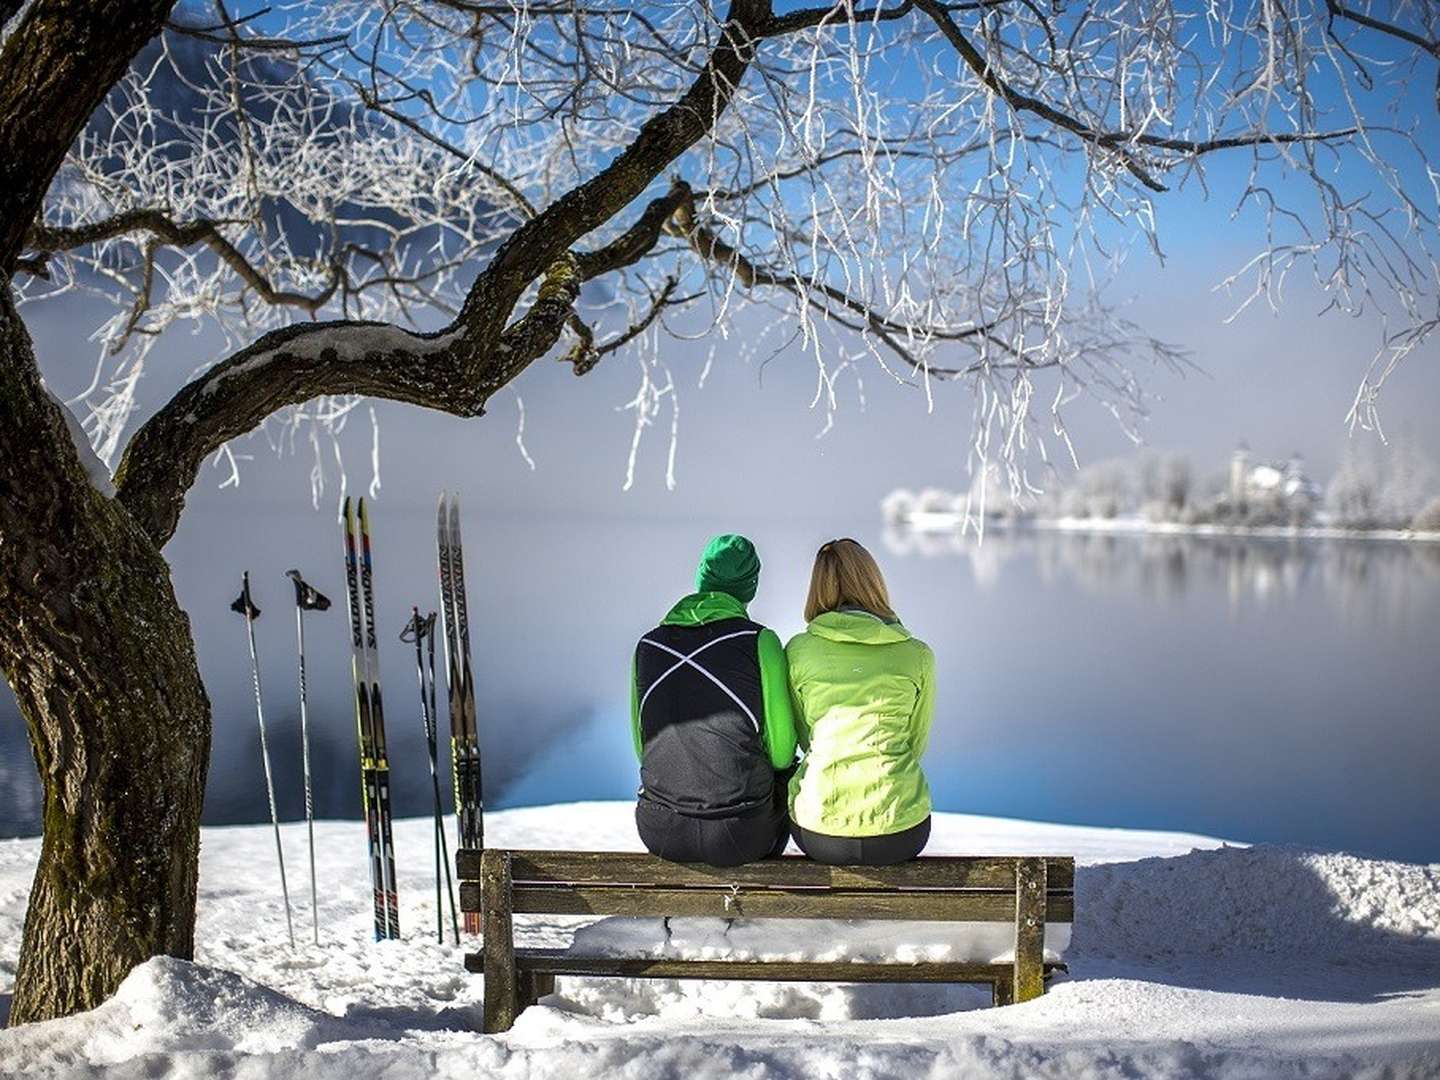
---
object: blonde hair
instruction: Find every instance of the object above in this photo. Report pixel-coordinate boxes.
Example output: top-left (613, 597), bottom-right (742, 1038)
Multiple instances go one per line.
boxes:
top-left (803, 538), bottom-right (897, 623)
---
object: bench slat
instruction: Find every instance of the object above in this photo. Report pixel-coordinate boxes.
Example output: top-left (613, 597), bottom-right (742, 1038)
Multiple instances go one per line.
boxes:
top-left (455, 849), bottom-right (1075, 891)
top-left (464, 950), bottom-right (1066, 981)
top-left (463, 948), bottom-right (1064, 983)
top-left (458, 881), bottom-right (1073, 922)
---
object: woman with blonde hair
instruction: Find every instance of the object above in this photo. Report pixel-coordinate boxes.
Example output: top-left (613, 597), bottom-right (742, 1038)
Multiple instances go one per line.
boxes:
top-left (786, 538), bottom-right (934, 865)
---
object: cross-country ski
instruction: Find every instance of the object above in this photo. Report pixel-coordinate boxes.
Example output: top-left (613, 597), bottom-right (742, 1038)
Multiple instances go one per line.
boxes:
top-left (341, 497), bottom-right (400, 941)
top-left (437, 492), bottom-right (484, 935)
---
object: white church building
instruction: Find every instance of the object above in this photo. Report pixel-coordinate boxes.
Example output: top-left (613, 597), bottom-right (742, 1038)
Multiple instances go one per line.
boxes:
top-left (1229, 444), bottom-right (1322, 513)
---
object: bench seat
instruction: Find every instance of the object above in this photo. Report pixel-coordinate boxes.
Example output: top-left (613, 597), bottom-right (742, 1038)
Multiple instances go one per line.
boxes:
top-left (459, 848), bottom-right (1075, 1032)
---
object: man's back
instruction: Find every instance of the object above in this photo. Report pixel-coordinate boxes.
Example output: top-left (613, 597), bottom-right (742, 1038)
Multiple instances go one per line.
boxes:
top-left (627, 534), bottom-right (796, 867)
top-left (634, 596), bottom-right (772, 817)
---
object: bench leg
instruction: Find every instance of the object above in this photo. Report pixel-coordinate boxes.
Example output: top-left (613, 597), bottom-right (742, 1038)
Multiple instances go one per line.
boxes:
top-left (519, 970), bottom-right (556, 1008)
top-left (1012, 857), bottom-right (1047, 1004)
top-left (992, 974), bottom-right (1014, 1007)
top-left (481, 850), bottom-right (521, 1033)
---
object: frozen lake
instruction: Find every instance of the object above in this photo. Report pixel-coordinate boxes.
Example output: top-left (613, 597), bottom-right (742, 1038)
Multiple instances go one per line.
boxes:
top-left (2, 512), bottom-right (1438, 864)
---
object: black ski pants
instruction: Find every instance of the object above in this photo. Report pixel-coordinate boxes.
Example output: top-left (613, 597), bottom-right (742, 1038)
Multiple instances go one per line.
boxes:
top-left (791, 816), bottom-right (931, 866)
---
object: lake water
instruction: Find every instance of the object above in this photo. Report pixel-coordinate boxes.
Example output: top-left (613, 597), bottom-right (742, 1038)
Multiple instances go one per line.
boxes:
top-left (2, 515), bottom-right (1438, 864)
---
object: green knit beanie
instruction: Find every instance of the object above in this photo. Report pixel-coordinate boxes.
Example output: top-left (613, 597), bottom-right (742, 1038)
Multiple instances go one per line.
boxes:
top-left (695, 534), bottom-right (761, 603)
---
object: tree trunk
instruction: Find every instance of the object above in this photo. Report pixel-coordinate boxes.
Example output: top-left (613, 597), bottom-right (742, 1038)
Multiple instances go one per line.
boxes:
top-left (0, 286), bottom-right (211, 1026)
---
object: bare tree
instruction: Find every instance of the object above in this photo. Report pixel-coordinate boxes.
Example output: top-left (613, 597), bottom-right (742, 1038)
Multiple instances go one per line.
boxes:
top-left (2, 0), bottom-right (1436, 1024)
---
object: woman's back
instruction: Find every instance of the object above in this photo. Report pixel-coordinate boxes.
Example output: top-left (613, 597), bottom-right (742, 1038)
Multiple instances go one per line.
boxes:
top-left (787, 610), bottom-right (934, 838)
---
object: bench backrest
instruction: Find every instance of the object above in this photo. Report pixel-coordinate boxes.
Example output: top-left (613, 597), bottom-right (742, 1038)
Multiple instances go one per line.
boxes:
top-left (456, 850), bottom-right (1075, 923)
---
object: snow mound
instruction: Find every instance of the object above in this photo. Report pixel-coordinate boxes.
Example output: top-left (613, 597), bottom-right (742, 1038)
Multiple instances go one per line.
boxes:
top-left (1075, 844), bottom-right (1440, 964)
top-left (1, 957), bottom-right (356, 1070)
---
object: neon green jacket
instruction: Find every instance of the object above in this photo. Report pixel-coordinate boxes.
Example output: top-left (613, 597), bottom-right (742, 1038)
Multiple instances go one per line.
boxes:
top-left (630, 591), bottom-right (797, 770)
top-left (786, 610), bottom-right (935, 836)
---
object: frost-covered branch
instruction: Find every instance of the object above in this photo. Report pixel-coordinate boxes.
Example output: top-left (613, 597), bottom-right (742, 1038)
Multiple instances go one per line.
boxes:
top-left (115, 253), bottom-right (581, 541)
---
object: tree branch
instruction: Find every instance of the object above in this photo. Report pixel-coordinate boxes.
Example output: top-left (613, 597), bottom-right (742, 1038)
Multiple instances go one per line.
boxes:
top-left (27, 210), bottom-right (339, 314)
top-left (1325, 2), bottom-right (1439, 57)
top-left (915, 0), bottom-right (1358, 192)
top-left (666, 189), bottom-right (1005, 373)
top-left (760, 1), bottom-right (914, 36)
top-left (562, 275), bottom-right (680, 375)
top-left (114, 255), bottom-right (579, 542)
top-left (114, 2), bottom-right (774, 544)
top-left (467, 0), bottom-right (772, 332)
top-left (574, 179), bottom-right (694, 280)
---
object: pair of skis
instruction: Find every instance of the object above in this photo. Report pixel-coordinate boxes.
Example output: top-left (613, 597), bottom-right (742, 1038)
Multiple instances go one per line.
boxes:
top-left (342, 497), bottom-right (401, 941)
top-left (334, 493), bottom-right (482, 943)
top-left (437, 492), bottom-right (484, 936)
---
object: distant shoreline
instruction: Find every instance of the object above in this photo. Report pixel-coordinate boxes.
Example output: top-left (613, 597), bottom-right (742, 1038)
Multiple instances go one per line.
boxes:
top-left (893, 512), bottom-right (1440, 544)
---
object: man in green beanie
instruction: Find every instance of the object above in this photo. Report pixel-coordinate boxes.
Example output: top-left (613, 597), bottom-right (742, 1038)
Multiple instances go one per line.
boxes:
top-left (630, 534), bottom-right (797, 865)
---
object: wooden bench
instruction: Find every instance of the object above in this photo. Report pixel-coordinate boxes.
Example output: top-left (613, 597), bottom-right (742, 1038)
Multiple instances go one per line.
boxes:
top-left (457, 848), bottom-right (1074, 1033)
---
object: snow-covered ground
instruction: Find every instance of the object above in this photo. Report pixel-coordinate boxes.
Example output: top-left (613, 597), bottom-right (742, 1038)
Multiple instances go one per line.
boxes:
top-left (2, 802), bottom-right (1438, 1078)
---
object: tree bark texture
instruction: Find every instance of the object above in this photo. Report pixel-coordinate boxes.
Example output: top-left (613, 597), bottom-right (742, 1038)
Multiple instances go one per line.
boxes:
top-left (0, 285), bottom-right (211, 1026)
top-left (0, 0), bottom-right (176, 274)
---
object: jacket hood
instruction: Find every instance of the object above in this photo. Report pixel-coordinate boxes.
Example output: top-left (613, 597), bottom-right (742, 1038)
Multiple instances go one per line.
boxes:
top-left (662, 591), bottom-right (750, 626)
top-left (804, 610), bottom-right (911, 644)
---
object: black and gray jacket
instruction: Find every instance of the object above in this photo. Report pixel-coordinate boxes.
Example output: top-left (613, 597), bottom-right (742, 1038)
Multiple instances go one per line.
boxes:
top-left (630, 591), bottom-right (796, 818)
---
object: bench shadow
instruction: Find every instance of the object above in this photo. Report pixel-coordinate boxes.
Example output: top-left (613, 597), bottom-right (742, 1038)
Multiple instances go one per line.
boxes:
top-left (1066, 846), bottom-right (1440, 1004)
top-left (539, 975), bottom-right (994, 1025)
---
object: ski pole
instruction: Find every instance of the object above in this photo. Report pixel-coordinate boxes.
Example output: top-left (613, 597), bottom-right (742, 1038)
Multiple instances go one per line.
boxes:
top-left (286, 569), bottom-right (331, 947)
top-left (427, 608), bottom-right (461, 946)
top-left (231, 572), bottom-right (295, 950)
top-left (402, 608), bottom-right (460, 944)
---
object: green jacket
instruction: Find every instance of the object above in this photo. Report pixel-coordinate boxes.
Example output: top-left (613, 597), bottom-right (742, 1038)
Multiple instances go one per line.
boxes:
top-left (786, 610), bottom-right (935, 836)
top-left (630, 591), bottom-right (797, 770)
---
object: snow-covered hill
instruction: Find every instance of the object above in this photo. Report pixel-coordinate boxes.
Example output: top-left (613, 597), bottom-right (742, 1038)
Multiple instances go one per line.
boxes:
top-left (2, 803), bottom-right (1437, 1078)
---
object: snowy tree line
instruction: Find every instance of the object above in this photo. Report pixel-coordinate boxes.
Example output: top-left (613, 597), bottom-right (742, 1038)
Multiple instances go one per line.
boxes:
top-left (887, 441), bottom-right (1440, 531)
